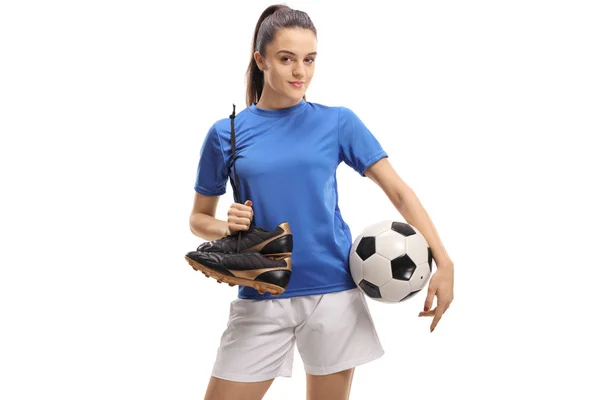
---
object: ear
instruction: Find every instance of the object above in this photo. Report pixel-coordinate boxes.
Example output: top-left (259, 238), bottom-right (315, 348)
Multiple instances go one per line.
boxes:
top-left (254, 51), bottom-right (266, 71)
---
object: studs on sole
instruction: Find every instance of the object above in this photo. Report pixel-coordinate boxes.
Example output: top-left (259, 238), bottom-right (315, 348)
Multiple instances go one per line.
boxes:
top-left (185, 256), bottom-right (285, 296)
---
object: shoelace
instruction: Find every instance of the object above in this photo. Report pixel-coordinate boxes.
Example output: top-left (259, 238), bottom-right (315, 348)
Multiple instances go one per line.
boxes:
top-left (195, 229), bottom-right (245, 253)
top-left (229, 103), bottom-right (253, 254)
top-left (236, 230), bottom-right (244, 253)
top-left (194, 104), bottom-right (250, 255)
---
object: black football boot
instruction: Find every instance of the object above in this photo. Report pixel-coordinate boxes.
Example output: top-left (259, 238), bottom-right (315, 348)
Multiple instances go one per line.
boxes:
top-left (195, 221), bottom-right (293, 260)
top-left (185, 250), bottom-right (292, 296)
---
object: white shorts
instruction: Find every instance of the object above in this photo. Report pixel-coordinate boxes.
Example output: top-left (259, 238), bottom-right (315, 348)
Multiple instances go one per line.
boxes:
top-left (210, 287), bottom-right (385, 382)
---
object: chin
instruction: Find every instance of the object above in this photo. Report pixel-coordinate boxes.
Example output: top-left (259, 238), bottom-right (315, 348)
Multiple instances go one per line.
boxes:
top-left (283, 92), bottom-right (304, 102)
top-left (277, 87), bottom-right (306, 103)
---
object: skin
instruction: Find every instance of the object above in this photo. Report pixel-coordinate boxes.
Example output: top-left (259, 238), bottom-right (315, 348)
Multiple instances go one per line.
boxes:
top-left (193, 27), bottom-right (454, 400)
top-left (364, 158), bottom-right (455, 332)
top-left (253, 27), bottom-right (317, 110)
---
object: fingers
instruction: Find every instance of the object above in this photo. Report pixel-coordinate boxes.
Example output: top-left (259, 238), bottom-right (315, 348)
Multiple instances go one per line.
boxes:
top-left (231, 202), bottom-right (254, 218)
top-left (228, 222), bottom-right (250, 233)
top-left (423, 285), bottom-right (435, 312)
top-left (228, 200), bottom-right (254, 233)
top-left (430, 306), bottom-right (444, 332)
top-left (228, 205), bottom-right (253, 219)
top-left (443, 302), bottom-right (451, 313)
top-left (231, 201), bottom-right (252, 208)
top-left (227, 215), bottom-right (252, 232)
top-left (417, 307), bottom-right (443, 332)
top-left (230, 204), bottom-right (253, 214)
top-left (418, 302), bottom-right (451, 332)
top-left (228, 209), bottom-right (253, 220)
top-left (228, 216), bottom-right (251, 227)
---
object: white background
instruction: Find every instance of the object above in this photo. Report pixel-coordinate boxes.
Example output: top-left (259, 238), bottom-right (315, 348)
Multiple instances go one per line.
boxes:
top-left (1, 0), bottom-right (599, 399)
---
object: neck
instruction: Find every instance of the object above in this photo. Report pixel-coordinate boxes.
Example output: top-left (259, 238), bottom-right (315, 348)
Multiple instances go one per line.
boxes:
top-left (256, 86), bottom-right (303, 110)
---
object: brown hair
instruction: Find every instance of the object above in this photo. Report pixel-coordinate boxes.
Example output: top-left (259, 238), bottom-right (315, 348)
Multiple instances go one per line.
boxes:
top-left (245, 4), bottom-right (317, 107)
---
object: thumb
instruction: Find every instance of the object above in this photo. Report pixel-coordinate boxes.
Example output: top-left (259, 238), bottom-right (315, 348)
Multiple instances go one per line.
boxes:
top-left (245, 200), bottom-right (253, 207)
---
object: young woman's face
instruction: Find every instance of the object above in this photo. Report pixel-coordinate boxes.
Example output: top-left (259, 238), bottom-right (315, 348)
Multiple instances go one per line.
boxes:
top-left (255, 28), bottom-right (317, 104)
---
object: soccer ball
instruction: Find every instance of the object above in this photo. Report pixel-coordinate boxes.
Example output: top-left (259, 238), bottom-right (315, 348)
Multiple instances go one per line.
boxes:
top-left (349, 220), bottom-right (433, 303)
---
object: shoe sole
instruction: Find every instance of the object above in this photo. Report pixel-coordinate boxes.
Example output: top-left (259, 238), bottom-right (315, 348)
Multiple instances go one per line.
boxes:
top-left (185, 256), bottom-right (291, 296)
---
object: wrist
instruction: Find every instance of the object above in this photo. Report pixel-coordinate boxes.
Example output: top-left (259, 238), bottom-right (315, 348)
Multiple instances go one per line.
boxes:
top-left (436, 259), bottom-right (454, 270)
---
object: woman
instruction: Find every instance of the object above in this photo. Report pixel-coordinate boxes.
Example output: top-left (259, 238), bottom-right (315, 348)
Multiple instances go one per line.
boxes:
top-left (189, 4), bottom-right (454, 400)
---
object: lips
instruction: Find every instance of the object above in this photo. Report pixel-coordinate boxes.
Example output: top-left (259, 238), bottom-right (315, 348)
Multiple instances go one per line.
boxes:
top-left (289, 81), bottom-right (304, 88)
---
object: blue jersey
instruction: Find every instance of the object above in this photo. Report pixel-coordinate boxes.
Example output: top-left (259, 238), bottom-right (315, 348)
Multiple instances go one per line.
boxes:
top-left (194, 99), bottom-right (388, 299)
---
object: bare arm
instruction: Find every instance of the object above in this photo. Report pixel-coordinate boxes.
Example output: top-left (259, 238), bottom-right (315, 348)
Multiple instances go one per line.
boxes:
top-left (364, 158), bottom-right (454, 270)
top-left (189, 192), bottom-right (229, 241)
top-left (366, 158), bottom-right (454, 331)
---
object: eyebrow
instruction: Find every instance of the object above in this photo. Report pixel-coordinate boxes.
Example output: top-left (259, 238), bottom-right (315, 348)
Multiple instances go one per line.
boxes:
top-left (276, 50), bottom-right (318, 56)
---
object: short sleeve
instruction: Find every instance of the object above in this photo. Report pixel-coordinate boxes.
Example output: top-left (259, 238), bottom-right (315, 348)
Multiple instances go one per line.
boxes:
top-left (338, 106), bottom-right (388, 176)
top-left (194, 124), bottom-right (228, 196)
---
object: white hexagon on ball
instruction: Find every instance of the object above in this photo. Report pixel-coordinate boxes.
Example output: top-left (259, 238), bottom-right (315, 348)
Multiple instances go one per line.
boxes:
top-left (375, 230), bottom-right (407, 260)
top-left (361, 254), bottom-right (392, 287)
top-left (379, 279), bottom-right (412, 302)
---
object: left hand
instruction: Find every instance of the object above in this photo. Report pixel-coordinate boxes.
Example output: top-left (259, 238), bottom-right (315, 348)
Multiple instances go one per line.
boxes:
top-left (418, 265), bottom-right (454, 332)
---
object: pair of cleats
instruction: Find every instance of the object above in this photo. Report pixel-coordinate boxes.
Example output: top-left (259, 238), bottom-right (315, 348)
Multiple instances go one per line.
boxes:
top-left (185, 222), bottom-right (293, 296)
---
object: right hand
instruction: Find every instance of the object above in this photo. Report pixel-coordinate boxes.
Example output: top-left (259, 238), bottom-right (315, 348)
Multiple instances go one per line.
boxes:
top-left (226, 200), bottom-right (254, 235)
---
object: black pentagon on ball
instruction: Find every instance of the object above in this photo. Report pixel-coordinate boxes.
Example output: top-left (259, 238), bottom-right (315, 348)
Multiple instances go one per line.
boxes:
top-left (356, 236), bottom-right (376, 261)
top-left (427, 247), bottom-right (433, 271)
top-left (359, 280), bottom-right (381, 298)
top-left (391, 255), bottom-right (417, 280)
top-left (391, 222), bottom-right (416, 237)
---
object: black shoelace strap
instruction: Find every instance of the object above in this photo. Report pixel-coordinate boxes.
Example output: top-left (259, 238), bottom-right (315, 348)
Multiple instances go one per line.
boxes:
top-left (229, 104), bottom-right (242, 206)
top-left (229, 104), bottom-right (255, 252)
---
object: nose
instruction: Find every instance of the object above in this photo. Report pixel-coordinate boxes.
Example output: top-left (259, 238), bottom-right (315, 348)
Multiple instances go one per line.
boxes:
top-left (293, 62), bottom-right (305, 79)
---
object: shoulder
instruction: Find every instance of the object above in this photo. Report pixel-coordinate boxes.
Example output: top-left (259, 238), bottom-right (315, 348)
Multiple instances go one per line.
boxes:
top-left (304, 101), bottom-right (355, 123)
top-left (306, 100), bottom-right (342, 112)
top-left (212, 117), bottom-right (230, 133)
top-left (307, 101), bottom-right (359, 119)
top-left (210, 106), bottom-right (253, 135)
top-left (337, 105), bottom-right (359, 120)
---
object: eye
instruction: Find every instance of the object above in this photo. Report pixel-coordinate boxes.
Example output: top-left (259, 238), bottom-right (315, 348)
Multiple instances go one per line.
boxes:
top-left (281, 57), bottom-right (292, 62)
top-left (305, 58), bottom-right (315, 64)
